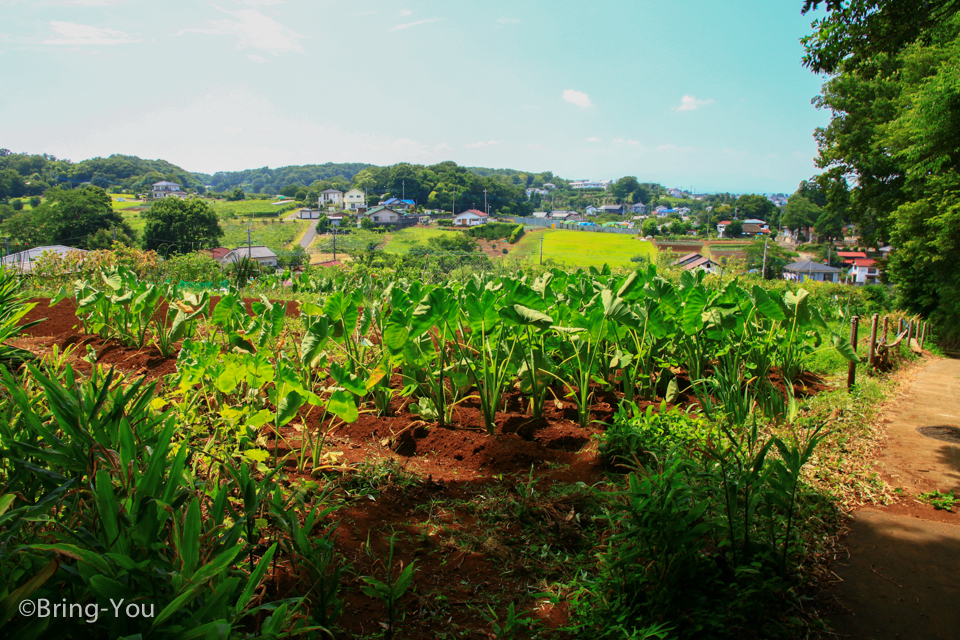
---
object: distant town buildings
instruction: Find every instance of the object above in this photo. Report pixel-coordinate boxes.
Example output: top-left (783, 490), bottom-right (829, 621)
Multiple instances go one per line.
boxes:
top-left (569, 179), bottom-right (611, 190)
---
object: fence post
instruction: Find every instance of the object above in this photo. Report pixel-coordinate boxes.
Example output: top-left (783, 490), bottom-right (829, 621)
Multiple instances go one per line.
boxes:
top-left (848, 315), bottom-right (860, 390)
top-left (868, 313), bottom-right (879, 368)
top-left (920, 322), bottom-right (927, 349)
top-left (883, 316), bottom-right (889, 344)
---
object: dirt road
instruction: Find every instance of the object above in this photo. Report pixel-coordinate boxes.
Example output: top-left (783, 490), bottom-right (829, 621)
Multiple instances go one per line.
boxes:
top-left (827, 358), bottom-right (960, 639)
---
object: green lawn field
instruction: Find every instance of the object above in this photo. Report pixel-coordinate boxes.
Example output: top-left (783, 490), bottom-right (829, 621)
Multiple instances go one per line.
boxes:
top-left (511, 229), bottom-right (657, 269)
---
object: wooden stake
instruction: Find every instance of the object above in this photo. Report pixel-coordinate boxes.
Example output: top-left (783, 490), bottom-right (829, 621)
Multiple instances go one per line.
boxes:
top-left (868, 314), bottom-right (879, 368)
top-left (883, 316), bottom-right (889, 344)
top-left (848, 315), bottom-right (860, 390)
top-left (920, 322), bottom-right (927, 349)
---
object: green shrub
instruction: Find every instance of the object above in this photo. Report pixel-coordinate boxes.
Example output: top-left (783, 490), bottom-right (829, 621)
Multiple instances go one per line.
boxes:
top-left (436, 219), bottom-right (453, 226)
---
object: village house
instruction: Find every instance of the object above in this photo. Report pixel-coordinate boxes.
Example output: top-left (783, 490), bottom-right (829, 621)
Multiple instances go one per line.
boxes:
top-left (319, 189), bottom-right (344, 208)
top-left (363, 206), bottom-right (402, 226)
top-left (454, 209), bottom-right (488, 226)
top-left (1, 245), bottom-right (88, 273)
top-left (783, 260), bottom-right (841, 283)
top-left (601, 204), bottom-right (624, 215)
top-left (298, 208), bottom-right (324, 219)
top-left (630, 203), bottom-right (647, 214)
top-left (344, 188), bottom-right (366, 211)
top-left (532, 211), bottom-right (549, 219)
top-left (222, 246), bottom-right (279, 268)
top-left (836, 251), bottom-right (867, 267)
top-left (585, 205), bottom-right (600, 216)
top-left (152, 181), bottom-right (188, 199)
top-left (204, 247), bottom-right (231, 264)
top-left (673, 252), bottom-right (717, 273)
top-left (850, 258), bottom-right (882, 285)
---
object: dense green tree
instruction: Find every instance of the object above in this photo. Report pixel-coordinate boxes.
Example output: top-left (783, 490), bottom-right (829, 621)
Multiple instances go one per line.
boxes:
top-left (780, 194), bottom-right (821, 231)
top-left (641, 218), bottom-right (660, 237)
top-left (803, 0), bottom-right (960, 334)
top-left (734, 194), bottom-right (778, 222)
top-left (41, 186), bottom-right (129, 248)
top-left (142, 197), bottom-right (223, 258)
top-left (726, 219), bottom-right (743, 237)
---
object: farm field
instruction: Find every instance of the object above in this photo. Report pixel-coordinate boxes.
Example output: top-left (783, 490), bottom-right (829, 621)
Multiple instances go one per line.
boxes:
top-left (211, 199), bottom-right (299, 219)
top-left (380, 226), bottom-right (453, 254)
top-left (0, 256), bottom-right (914, 640)
top-left (511, 228), bottom-right (656, 268)
top-left (221, 219), bottom-right (310, 253)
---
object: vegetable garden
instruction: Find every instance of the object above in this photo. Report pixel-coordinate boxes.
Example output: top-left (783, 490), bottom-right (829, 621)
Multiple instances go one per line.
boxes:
top-left (0, 258), bottom-right (914, 640)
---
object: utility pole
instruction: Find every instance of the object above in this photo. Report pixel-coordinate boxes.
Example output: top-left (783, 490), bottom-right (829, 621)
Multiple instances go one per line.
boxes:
top-left (539, 233), bottom-right (544, 265)
top-left (452, 188), bottom-right (456, 217)
top-left (484, 189), bottom-right (488, 216)
top-left (247, 227), bottom-right (253, 259)
top-left (332, 228), bottom-right (337, 261)
top-left (761, 237), bottom-right (768, 279)
top-left (402, 180), bottom-right (405, 202)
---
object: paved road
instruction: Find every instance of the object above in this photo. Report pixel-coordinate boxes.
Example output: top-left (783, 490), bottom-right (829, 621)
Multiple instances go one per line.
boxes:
top-left (298, 220), bottom-right (318, 249)
top-left (828, 358), bottom-right (960, 639)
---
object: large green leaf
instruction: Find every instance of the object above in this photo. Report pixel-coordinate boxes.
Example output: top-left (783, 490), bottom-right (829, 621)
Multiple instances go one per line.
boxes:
top-left (499, 304), bottom-right (554, 329)
top-left (327, 389), bottom-right (359, 423)
top-left (832, 332), bottom-right (861, 363)
top-left (751, 285), bottom-right (787, 321)
top-left (681, 286), bottom-right (708, 334)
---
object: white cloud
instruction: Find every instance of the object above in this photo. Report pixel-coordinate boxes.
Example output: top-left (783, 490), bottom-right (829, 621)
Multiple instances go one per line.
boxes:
top-left (563, 89), bottom-right (592, 108)
top-left (527, 143), bottom-right (542, 149)
top-left (247, 53), bottom-right (267, 63)
top-left (497, 17), bottom-right (521, 24)
top-left (613, 138), bottom-right (640, 146)
top-left (672, 95), bottom-right (713, 112)
top-left (177, 8), bottom-right (304, 56)
top-left (464, 140), bottom-right (499, 149)
top-left (390, 18), bottom-right (440, 31)
top-left (585, 137), bottom-right (600, 142)
top-left (41, 22), bottom-right (141, 45)
top-left (400, 9), bottom-right (413, 16)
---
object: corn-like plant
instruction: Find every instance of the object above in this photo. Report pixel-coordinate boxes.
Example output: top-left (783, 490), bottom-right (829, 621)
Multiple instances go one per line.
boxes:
top-left (360, 532), bottom-right (416, 640)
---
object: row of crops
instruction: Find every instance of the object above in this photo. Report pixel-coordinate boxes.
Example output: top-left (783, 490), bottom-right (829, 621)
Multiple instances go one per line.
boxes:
top-left (1, 262), bottom-right (862, 638)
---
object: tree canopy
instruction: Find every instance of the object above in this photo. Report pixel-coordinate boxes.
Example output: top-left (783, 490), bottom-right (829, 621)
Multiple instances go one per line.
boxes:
top-left (142, 197), bottom-right (223, 258)
top-left (804, 0), bottom-right (960, 336)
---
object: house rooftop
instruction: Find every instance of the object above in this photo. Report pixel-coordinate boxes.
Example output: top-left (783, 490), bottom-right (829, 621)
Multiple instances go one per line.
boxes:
top-left (783, 260), bottom-right (841, 273)
top-left (227, 245), bottom-right (277, 259)
top-left (458, 209), bottom-right (487, 217)
top-left (837, 251), bottom-right (868, 258)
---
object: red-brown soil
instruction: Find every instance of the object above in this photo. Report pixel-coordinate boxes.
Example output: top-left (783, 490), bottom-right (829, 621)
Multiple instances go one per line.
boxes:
top-left (13, 296), bottom-right (831, 639)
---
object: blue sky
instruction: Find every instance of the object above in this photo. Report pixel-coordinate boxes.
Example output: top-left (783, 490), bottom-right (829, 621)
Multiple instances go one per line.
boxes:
top-left (0, 0), bottom-right (829, 193)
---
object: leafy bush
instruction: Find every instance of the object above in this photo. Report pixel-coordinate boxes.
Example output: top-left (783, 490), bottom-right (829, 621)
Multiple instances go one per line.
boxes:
top-left (436, 219), bottom-right (453, 227)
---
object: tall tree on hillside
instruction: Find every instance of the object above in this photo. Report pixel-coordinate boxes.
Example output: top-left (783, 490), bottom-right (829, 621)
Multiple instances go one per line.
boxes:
top-left (143, 197), bottom-right (223, 258)
top-left (780, 193), bottom-right (821, 232)
top-left (803, 0), bottom-right (960, 333)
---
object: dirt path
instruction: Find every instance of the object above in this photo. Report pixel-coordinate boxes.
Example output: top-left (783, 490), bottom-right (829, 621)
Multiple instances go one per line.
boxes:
top-left (827, 358), bottom-right (960, 639)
